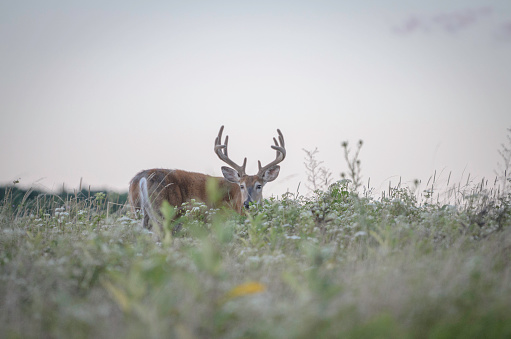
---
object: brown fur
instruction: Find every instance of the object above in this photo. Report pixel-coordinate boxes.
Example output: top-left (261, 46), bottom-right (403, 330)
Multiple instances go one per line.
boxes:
top-left (129, 169), bottom-right (241, 228)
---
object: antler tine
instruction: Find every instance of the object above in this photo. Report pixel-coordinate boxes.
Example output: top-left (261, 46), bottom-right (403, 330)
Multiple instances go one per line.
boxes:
top-left (275, 129), bottom-right (285, 147)
top-left (257, 129), bottom-right (286, 176)
top-left (214, 125), bottom-right (247, 176)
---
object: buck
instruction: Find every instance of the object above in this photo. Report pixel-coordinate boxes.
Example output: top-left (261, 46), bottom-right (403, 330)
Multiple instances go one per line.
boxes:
top-left (129, 126), bottom-right (286, 228)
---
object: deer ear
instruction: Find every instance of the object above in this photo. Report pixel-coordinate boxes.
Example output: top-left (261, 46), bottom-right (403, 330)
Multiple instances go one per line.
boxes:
top-left (262, 165), bottom-right (280, 183)
top-left (221, 166), bottom-right (241, 183)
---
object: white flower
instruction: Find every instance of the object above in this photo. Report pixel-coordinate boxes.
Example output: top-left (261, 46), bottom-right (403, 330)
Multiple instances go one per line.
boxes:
top-left (247, 256), bottom-right (261, 263)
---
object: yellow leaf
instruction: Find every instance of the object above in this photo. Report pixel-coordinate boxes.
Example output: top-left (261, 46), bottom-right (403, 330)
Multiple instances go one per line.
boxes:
top-left (225, 281), bottom-right (266, 301)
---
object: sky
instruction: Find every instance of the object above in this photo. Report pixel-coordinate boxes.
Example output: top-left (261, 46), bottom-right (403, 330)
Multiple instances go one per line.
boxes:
top-left (1, 0), bottom-right (510, 199)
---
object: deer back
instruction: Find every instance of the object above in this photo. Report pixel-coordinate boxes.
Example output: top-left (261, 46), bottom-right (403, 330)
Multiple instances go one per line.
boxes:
top-left (129, 168), bottom-right (242, 216)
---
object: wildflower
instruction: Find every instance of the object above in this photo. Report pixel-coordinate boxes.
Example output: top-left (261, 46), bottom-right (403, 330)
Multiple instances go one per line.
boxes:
top-left (223, 281), bottom-right (266, 303)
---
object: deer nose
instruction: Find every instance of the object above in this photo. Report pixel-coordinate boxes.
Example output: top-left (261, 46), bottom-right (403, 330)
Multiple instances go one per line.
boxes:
top-left (244, 201), bottom-right (250, 209)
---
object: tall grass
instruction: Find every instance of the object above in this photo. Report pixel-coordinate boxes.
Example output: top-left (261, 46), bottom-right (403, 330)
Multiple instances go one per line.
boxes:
top-left (2, 127), bottom-right (511, 338)
top-left (1, 172), bottom-right (510, 338)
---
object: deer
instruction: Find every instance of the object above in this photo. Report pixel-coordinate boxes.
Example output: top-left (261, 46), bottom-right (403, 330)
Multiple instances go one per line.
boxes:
top-left (128, 125), bottom-right (286, 229)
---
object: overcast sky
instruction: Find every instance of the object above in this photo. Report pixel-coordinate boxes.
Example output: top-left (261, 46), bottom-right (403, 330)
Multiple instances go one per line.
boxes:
top-left (1, 0), bottom-right (510, 198)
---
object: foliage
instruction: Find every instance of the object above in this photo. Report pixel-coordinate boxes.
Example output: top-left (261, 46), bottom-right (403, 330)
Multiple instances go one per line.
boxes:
top-left (303, 148), bottom-right (333, 193)
top-left (340, 139), bottom-right (364, 191)
top-left (0, 183), bottom-right (128, 216)
top-left (1, 175), bottom-right (510, 339)
top-left (496, 127), bottom-right (511, 195)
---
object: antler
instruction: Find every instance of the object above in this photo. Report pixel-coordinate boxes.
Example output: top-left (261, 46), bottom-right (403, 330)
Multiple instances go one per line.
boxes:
top-left (214, 125), bottom-right (247, 176)
top-left (257, 129), bottom-right (286, 177)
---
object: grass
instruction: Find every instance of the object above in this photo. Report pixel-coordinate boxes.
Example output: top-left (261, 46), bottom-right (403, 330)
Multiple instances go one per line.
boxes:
top-left (1, 178), bottom-right (510, 339)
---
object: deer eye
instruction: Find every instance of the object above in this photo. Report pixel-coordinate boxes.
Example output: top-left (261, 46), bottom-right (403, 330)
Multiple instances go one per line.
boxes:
top-left (256, 184), bottom-right (262, 190)
top-left (240, 185), bottom-right (245, 190)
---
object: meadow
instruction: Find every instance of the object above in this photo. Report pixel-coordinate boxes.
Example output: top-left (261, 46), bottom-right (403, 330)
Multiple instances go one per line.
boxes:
top-left (1, 145), bottom-right (511, 339)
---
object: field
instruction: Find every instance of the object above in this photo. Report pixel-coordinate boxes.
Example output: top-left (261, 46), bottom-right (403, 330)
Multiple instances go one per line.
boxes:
top-left (1, 173), bottom-right (510, 339)
top-left (3, 131), bottom-right (511, 339)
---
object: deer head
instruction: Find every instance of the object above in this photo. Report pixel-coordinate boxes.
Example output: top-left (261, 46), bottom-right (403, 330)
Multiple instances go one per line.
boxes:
top-left (214, 125), bottom-right (286, 209)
